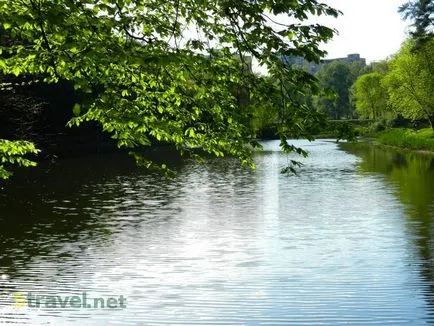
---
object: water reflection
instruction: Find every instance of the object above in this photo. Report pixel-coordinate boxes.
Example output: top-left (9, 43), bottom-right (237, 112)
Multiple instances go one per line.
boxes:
top-left (341, 142), bottom-right (434, 317)
top-left (0, 141), bottom-right (433, 325)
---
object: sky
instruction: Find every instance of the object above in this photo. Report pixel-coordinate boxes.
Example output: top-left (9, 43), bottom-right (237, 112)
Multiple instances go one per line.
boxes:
top-left (316, 0), bottom-right (410, 63)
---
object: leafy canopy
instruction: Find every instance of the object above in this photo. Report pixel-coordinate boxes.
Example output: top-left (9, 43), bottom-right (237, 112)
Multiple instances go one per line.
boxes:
top-left (314, 61), bottom-right (356, 120)
top-left (351, 72), bottom-right (389, 120)
top-left (0, 140), bottom-right (40, 179)
top-left (0, 0), bottom-right (339, 176)
top-left (384, 39), bottom-right (434, 128)
top-left (399, 0), bottom-right (434, 44)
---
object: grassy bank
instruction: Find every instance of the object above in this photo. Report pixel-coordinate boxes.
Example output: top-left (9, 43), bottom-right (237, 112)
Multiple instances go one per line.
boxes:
top-left (376, 128), bottom-right (434, 152)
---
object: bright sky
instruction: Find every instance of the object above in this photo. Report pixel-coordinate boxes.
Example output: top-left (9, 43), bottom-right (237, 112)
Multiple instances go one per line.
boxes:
top-left (317, 0), bottom-right (409, 62)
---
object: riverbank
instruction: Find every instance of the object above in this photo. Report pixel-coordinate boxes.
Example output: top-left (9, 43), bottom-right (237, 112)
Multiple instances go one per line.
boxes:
top-left (375, 128), bottom-right (434, 153)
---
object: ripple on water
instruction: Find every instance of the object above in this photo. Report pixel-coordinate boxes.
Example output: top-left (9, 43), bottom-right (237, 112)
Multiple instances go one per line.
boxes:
top-left (0, 140), bottom-right (434, 325)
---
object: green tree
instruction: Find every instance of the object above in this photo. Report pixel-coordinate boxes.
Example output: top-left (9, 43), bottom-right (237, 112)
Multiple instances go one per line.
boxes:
top-left (399, 0), bottom-right (434, 43)
top-left (362, 60), bottom-right (389, 75)
top-left (0, 0), bottom-right (339, 177)
top-left (384, 39), bottom-right (434, 129)
top-left (351, 72), bottom-right (389, 120)
top-left (248, 75), bottom-right (280, 137)
top-left (348, 61), bottom-right (365, 82)
top-left (314, 61), bottom-right (359, 119)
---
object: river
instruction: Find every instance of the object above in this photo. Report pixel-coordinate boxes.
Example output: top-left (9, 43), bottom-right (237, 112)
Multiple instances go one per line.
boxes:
top-left (0, 139), bottom-right (434, 325)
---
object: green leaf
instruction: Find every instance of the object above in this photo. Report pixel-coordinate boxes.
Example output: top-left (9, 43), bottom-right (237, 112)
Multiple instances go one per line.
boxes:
top-left (0, 0), bottom-right (341, 177)
top-left (72, 103), bottom-right (81, 116)
top-left (12, 66), bottom-right (21, 76)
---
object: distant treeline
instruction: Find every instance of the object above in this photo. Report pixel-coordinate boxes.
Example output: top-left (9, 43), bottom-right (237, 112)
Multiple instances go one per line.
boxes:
top-left (251, 37), bottom-right (434, 140)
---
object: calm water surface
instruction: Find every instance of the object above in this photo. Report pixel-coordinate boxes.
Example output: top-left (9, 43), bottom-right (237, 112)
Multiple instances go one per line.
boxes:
top-left (0, 139), bottom-right (434, 325)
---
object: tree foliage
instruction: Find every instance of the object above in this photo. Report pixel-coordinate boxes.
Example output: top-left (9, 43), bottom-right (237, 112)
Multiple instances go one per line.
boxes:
top-left (351, 72), bottom-right (389, 120)
top-left (343, 4), bottom-right (434, 130)
top-left (0, 0), bottom-right (339, 177)
top-left (0, 140), bottom-right (40, 179)
top-left (314, 61), bottom-right (361, 119)
top-left (399, 0), bottom-right (434, 44)
top-left (384, 39), bottom-right (434, 128)
top-left (348, 39), bottom-right (434, 128)
top-left (362, 60), bottom-right (389, 75)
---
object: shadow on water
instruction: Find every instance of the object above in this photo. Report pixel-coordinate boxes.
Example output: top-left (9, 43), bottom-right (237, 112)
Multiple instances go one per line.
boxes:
top-left (0, 150), bottom-right (185, 277)
top-left (0, 149), bottom-right (256, 280)
top-left (341, 142), bottom-right (434, 313)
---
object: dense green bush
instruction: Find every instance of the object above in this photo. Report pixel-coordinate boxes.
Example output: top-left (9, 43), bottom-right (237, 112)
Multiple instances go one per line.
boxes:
top-left (377, 128), bottom-right (434, 151)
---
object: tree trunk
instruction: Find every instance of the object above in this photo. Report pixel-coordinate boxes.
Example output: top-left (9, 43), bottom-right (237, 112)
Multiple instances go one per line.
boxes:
top-left (429, 113), bottom-right (434, 130)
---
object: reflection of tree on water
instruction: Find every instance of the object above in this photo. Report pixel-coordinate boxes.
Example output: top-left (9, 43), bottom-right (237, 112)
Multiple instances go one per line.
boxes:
top-left (342, 143), bottom-right (434, 315)
top-left (392, 153), bottom-right (407, 168)
top-left (0, 151), bottom-right (257, 283)
top-left (429, 158), bottom-right (434, 171)
top-left (0, 152), bottom-right (184, 279)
